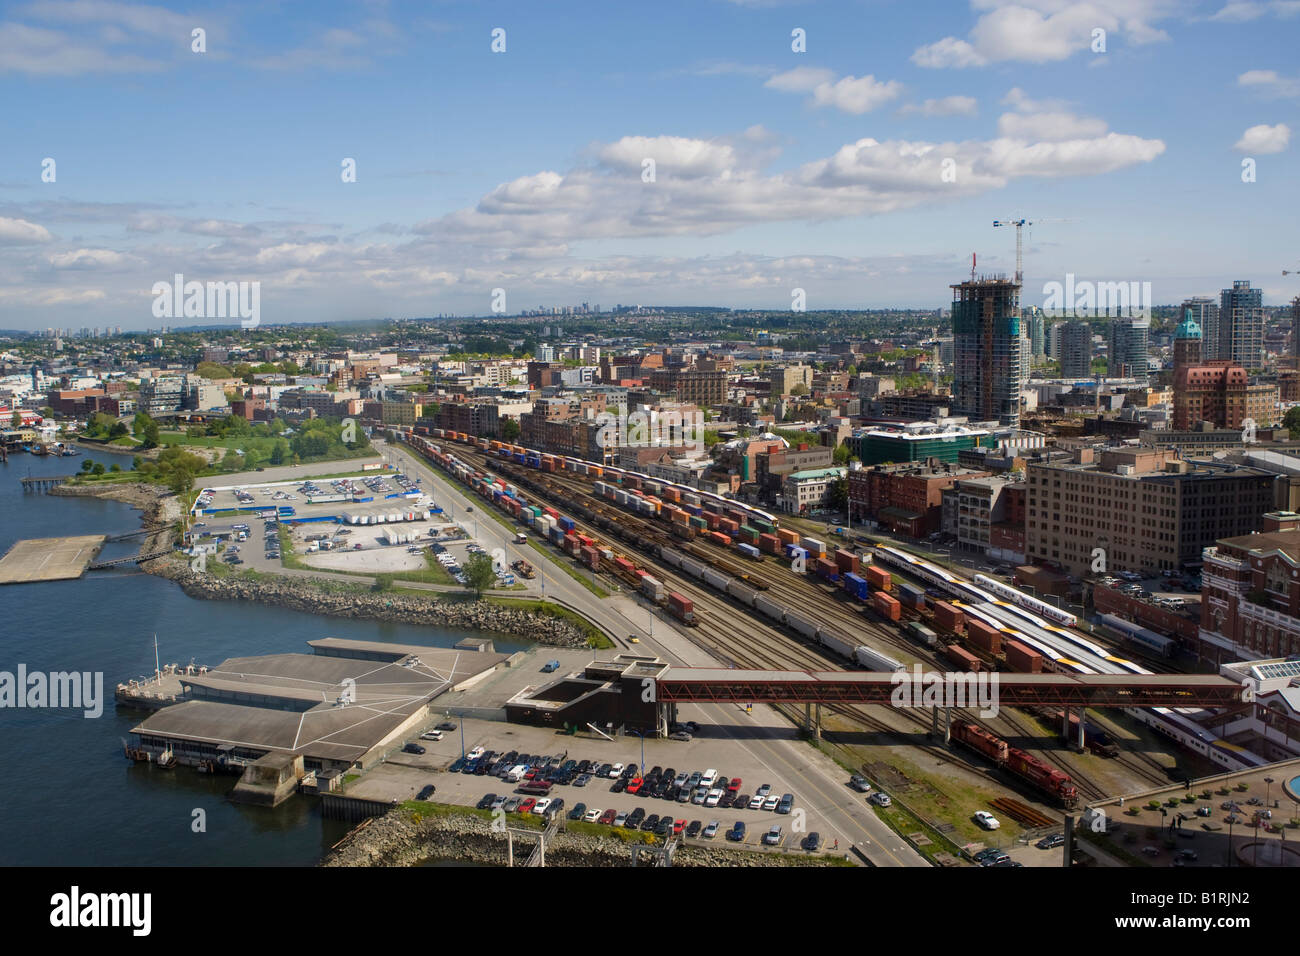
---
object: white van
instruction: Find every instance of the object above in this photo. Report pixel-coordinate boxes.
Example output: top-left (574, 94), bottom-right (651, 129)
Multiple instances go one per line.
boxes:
top-left (699, 769), bottom-right (718, 790)
top-left (507, 764), bottom-right (528, 783)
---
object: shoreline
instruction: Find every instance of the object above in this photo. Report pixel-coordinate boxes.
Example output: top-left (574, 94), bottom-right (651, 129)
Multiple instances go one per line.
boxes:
top-left (322, 804), bottom-right (848, 868)
top-left (51, 480), bottom-right (594, 647)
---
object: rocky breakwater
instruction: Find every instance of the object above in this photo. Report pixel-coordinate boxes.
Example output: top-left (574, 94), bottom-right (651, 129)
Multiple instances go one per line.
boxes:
top-left (322, 807), bottom-right (835, 868)
top-left (50, 481), bottom-right (179, 554)
top-left (148, 563), bottom-right (592, 647)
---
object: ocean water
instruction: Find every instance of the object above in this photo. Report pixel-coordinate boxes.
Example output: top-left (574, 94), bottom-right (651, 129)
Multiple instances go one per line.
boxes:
top-left (0, 450), bottom-right (526, 865)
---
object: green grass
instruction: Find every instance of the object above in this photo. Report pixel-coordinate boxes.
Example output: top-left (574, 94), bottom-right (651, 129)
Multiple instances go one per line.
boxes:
top-left (527, 540), bottom-right (610, 598)
top-left (485, 596), bottom-right (613, 648)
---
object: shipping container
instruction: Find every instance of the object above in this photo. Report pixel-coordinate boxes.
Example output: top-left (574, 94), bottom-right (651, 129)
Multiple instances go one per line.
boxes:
top-left (777, 528), bottom-right (800, 547)
top-left (965, 618), bottom-right (1003, 656)
top-left (871, 591), bottom-right (901, 621)
top-left (707, 531), bottom-right (732, 547)
top-left (641, 575), bottom-right (666, 602)
top-left (904, 621), bottom-right (938, 647)
top-left (834, 549), bottom-right (859, 575)
top-left (815, 557), bottom-right (839, 582)
top-left (864, 565), bottom-right (892, 591)
top-left (895, 581), bottom-right (926, 609)
top-left (1003, 639), bottom-right (1044, 674)
top-left (842, 572), bottom-right (870, 601)
top-left (667, 592), bottom-right (695, 624)
top-left (800, 537), bottom-right (826, 558)
top-left (736, 543), bottom-right (762, 560)
top-left (943, 644), bottom-right (982, 673)
top-left (932, 601), bottom-right (964, 632)
top-left (759, 533), bottom-right (781, 555)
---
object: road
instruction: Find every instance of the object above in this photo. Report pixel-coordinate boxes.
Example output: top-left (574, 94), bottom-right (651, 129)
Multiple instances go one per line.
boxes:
top-left (379, 439), bottom-right (929, 867)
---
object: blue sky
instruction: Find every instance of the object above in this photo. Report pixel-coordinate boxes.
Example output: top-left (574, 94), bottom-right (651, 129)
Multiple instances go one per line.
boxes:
top-left (0, 0), bottom-right (1297, 330)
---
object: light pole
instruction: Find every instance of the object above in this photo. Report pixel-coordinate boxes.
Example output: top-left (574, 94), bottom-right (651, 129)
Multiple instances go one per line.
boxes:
top-left (628, 729), bottom-right (646, 776)
top-left (1265, 776), bottom-right (1274, 810)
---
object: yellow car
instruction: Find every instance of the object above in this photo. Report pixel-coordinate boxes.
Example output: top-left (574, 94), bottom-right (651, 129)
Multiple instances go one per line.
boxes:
top-left (627, 635), bottom-right (640, 644)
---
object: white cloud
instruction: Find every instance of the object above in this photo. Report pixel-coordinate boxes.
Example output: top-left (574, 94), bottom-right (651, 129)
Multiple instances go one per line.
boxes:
top-left (810, 74), bottom-right (903, 114)
top-left (764, 66), bottom-right (833, 92)
top-left (1233, 123), bottom-right (1291, 153)
top-left (1208, 1), bottom-right (1300, 21)
top-left (997, 111), bottom-right (1109, 140)
top-left (900, 95), bottom-right (979, 117)
top-left (767, 67), bottom-right (902, 114)
top-left (596, 136), bottom-right (739, 178)
top-left (1238, 69), bottom-right (1300, 98)
top-left (48, 247), bottom-right (138, 269)
top-left (913, 1), bottom-right (1177, 68)
top-left (0, 216), bottom-right (53, 244)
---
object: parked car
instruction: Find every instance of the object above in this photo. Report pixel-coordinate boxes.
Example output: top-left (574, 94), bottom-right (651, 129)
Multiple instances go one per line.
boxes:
top-left (801, 832), bottom-right (822, 852)
top-left (726, 821), bottom-right (746, 842)
top-left (703, 821), bottom-right (720, 839)
top-left (417, 785), bottom-right (437, 801)
top-left (762, 825), bottom-right (783, 846)
top-left (1036, 833), bottom-right (1065, 850)
top-left (869, 792), bottom-right (892, 808)
top-left (598, 809), bottom-right (618, 826)
top-left (686, 820), bottom-right (702, 838)
top-left (518, 798), bottom-right (536, 814)
top-left (584, 808), bottom-right (603, 823)
top-left (402, 743), bottom-right (426, 755)
top-left (974, 811), bottom-right (1001, 831)
top-left (849, 775), bottom-right (872, 793)
top-left (436, 721), bottom-right (457, 731)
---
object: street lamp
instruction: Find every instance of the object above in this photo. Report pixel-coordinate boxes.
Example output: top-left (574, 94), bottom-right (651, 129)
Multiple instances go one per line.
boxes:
top-left (627, 729), bottom-right (646, 776)
top-left (1265, 776), bottom-right (1275, 810)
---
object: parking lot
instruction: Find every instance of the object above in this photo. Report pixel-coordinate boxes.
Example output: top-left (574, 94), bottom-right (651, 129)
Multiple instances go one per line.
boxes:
top-left (345, 715), bottom-right (867, 854)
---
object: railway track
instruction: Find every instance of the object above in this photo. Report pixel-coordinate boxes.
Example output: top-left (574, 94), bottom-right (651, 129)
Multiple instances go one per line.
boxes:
top-left (432, 443), bottom-right (1152, 812)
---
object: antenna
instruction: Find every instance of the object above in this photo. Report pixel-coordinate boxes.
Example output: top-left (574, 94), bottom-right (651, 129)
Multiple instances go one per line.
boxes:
top-left (970, 252), bottom-right (976, 282)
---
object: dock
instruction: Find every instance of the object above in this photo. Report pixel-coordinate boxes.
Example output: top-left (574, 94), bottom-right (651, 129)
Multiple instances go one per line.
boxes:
top-left (20, 475), bottom-right (75, 492)
top-left (0, 535), bottom-right (106, 584)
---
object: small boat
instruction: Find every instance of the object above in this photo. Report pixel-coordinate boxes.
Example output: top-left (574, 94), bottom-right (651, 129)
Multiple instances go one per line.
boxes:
top-left (156, 749), bottom-right (178, 769)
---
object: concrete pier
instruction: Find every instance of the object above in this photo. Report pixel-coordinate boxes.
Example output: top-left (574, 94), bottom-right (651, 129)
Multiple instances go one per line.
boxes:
top-left (0, 535), bottom-right (105, 584)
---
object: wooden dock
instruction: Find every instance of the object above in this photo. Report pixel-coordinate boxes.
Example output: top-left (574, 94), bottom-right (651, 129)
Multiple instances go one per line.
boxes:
top-left (0, 535), bottom-right (106, 584)
top-left (21, 475), bottom-right (75, 492)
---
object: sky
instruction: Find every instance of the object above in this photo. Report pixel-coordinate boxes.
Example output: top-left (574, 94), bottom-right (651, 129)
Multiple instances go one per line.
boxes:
top-left (0, 0), bottom-right (1297, 331)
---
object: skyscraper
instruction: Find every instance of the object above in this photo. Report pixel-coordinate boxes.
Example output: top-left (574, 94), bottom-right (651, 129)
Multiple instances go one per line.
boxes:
top-left (1059, 321), bottom-right (1093, 378)
top-left (951, 277), bottom-right (1021, 427)
top-left (1109, 317), bottom-right (1150, 383)
top-left (1291, 296), bottom-right (1300, 362)
top-left (1219, 280), bottom-right (1263, 369)
top-left (1181, 297), bottom-right (1219, 360)
top-left (1026, 308), bottom-right (1045, 359)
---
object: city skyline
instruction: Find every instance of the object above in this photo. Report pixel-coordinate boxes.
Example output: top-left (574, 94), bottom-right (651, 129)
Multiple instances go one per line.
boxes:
top-left (1, 0), bottom-right (1297, 330)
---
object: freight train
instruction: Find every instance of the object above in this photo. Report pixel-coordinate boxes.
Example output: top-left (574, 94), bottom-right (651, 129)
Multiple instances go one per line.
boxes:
top-left (950, 721), bottom-right (1079, 808)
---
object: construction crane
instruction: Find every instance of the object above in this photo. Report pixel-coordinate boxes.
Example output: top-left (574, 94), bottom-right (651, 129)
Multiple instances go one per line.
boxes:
top-left (992, 218), bottom-right (1073, 286)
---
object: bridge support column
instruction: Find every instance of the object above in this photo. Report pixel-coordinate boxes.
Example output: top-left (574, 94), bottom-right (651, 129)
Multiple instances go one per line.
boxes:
top-left (942, 707), bottom-right (951, 744)
top-left (931, 706), bottom-right (939, 737)
top-left (813, 703), bottom-right (821, 741)
top-left (1077, 710), bottom-right (1087, 751)
top-left (1062, 707), bottom-right (1071, 740)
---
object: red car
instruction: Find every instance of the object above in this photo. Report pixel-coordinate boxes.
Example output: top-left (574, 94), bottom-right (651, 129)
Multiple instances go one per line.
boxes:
top-left (598, 809), bottom-right (618, 825)
top-left (673, 819), bottom-right (686, 834)
top-left (518, 798), bottom-right (537, 814)
top-left (524, 768), bottom-right (539, 780)
top-left (627, 777), bottom-right (644, 794)
top-left (727, 777), bottom-right (742, 792)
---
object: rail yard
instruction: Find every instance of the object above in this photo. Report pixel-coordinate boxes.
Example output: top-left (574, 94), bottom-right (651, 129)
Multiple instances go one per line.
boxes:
top-left (392, 427), bottom-right (1247, 840)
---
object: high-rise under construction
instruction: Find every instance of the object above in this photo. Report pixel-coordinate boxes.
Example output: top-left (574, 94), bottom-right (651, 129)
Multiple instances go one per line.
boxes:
top-left (951, 277), bottom-right (1022, 427)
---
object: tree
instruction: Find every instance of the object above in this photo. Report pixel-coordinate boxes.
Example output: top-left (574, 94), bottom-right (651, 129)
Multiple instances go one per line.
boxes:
top-left (194, 361), bottom-right (232, 379)
top-left (91, 462), bottom-right (106, 476)
top-left (1285, 406), bottom-right (1300, 440)
top-left (827, 477), bottom-right (848, 513)
top-left (789, 383), bottom-right (810, 397)
top-left (499, 418), bottom-right (521, 442)
top-left (10, 410), bottom-right (19, 428)
top-left (141, 420), bottom-right (161, 449)
top-left (168, 467), bottom-right (195, 500)
top-left (832, 443), bottom-right (857, 466)
top-left (462, 552), bottom-right (498, 598)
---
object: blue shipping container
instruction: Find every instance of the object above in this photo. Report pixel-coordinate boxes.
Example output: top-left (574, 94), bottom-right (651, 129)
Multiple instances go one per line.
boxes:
top-left (737, 543), bottom-right (761, 559)
top-left (843, 573), bottom-right (869, 601)
top-left (558, 517), bottom-right (576, 532)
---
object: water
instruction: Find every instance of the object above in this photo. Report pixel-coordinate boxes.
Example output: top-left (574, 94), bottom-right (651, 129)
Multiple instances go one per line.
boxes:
top-left (0, 450), bottom-right (528, 865)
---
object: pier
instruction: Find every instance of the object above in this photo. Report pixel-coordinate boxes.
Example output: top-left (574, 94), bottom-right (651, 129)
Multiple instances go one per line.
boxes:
top-left (20, 475), bottom-right (75, 492)
top-left (0, 535), bottom-right (106, 584)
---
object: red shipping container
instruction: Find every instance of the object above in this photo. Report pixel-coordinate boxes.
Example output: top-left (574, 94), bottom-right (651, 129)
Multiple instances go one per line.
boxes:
top-left (718, 519), bottom-right (739, 534)
top-left (965, 619), bottom-right (1003, 656)
top-left (872, 592), bottom-right (901, 621)
top-left (562, 534), bottom-right (579, 556)
top-left (759, 533), bottom-right (781, 555)
top-left (615, 557), bottom-right (636, 574)
top-left (1004, 639), bottom-right (1043, 674)
top-left (864, 566), bottom-right (891, 591)
top-left (704, 512), bottom-right (722, 531)
top-left (662, 488), bottom-right (681, 504)
top-left (943, 644), bottom-right (982, 673)
top-left (668, 592), bottom-right (693, 618)
top-left (581, 546), bottom-right (601, 571)
top-left (932, 600), bottom-right (964, 632)
top-left (777, 528), bottom-right (800, 546)
top-left (577, 534), bottom-right (594, 547)
top-left (707, 531), bottom-right (731, 546)
top-left (815, 557), bottom-right (838, 580)
top-left (834, 549), bottom-right (859, 575)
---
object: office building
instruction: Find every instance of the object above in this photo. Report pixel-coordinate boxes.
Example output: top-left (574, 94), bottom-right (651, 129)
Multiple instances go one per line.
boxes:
top-left (951, 278), bottom-right (1022, 427)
